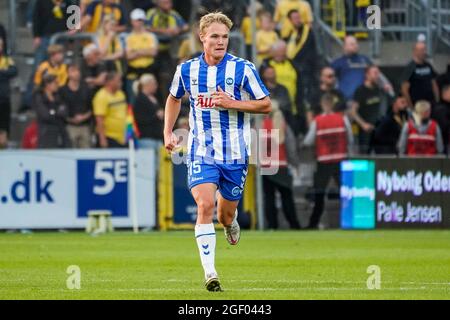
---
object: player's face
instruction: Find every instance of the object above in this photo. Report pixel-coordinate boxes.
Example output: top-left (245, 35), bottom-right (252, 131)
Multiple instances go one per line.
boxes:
top-left (200, 22), bottom-right (229, 61)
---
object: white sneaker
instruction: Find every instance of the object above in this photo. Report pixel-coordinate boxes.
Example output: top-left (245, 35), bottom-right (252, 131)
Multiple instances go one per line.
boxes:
top-left (205, 273), bottom-right (223, 292)
top-left (224, 210), bottom-right (240, 245)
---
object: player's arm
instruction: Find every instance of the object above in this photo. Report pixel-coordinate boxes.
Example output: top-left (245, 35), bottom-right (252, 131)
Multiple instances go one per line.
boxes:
top-left (212, 87), bottom-right (272, 114)
top-left (163, 94), bottom-right (182, 152)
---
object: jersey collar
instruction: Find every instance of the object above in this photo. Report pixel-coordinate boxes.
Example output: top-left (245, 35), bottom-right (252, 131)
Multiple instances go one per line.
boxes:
top-left (200, 52), bottom-right (230, 68)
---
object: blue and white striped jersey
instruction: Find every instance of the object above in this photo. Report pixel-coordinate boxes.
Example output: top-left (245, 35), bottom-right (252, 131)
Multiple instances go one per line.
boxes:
top-left (169, 53), bottom-right (270, 163)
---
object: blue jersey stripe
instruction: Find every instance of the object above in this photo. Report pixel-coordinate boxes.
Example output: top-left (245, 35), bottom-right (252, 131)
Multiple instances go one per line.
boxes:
top-left (219, 110), bottom-right (230, 160)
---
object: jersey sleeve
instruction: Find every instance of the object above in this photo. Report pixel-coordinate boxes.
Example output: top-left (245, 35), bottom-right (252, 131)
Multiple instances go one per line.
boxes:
top-left (169, 65), bottom-right (185, 99)
top-left (242, 63), bottom-right (270, 100)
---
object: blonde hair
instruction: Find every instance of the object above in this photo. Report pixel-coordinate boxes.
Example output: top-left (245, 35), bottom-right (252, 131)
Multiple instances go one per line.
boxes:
top-left (414, 100), bottom-right (431, 114)
top-left (133, 73), bottom-right (157, 95)
top-left (199, 12), bottom-right (233, 35)
top-left (413, 100), bottom-right (431, 124)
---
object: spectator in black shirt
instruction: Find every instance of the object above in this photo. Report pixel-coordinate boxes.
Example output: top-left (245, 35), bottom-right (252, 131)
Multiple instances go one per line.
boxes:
top-left (432, 84), bottom-right (450, 154)
top-left (308, 66), bottom-right (345, 122)
top-left (437, 59), bottom-right (450, 93)
top-left (285, 9), bottom-right (319, 104)
top-left (401, 42), bottom-right (440, 108)
top-left (81, 43), bottom-right (108, 99)
top-left (0, 38), bottom-right (17, 148)
top-left (0, 23), bottom-right (7, 54)
top-left (59, 64), bottom-right (92, 148)
top-left (32, 0), bottom-right (73, 69)
top-left (372, 94), bottom-right (409, 155)
top-left (33, 74), bottom-right (71, 148)
top-left (350, 65), bottom-right (383, 154)
top-left (133, 74), bottom-right (164, 149)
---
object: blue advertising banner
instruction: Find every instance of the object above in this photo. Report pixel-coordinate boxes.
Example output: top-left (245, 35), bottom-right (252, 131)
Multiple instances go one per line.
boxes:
top-left (77, 159), bottom-right (129, 218)
top-left (340, 160), bottom-right (376, 229)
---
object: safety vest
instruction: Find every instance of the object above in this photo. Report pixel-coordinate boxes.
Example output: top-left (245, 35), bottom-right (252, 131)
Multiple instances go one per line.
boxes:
top-left (261, 116), bottom-right (288, 168)
top-left (315, 113), bottom-right (348, 163)
top-left (406, 119), bottom-right (438, 155)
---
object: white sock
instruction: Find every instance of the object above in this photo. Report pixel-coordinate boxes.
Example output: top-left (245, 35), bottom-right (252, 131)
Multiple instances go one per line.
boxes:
top-left (195, 223), bottom-right (217, 279)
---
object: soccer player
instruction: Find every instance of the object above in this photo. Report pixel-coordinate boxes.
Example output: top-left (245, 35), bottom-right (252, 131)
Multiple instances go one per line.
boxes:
top-left (164, 12), bottom-right (271, 292)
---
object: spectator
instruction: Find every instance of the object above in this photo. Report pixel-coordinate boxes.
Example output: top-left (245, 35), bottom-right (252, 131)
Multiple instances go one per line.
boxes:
top-left (0, 38), bottom-right (18, 148)
top-left (199, 0), bottom-right (246, 28)
top-left (260, 65), bottom-right (296, 142)
top-left (59, 64), bottom-right (92, 148)
top-left (177, 23), bottom-right (203, 63)
top-left (256, 11), bottom-right (279, 65)
top-left (261, 69), bottom-right (301, 230)
top-left (146, 1), bottom-right (188, 54)
top-left (308, 67), bottom-right (345, 122)
top-left (436, 58), bottom-right (450, 93)
top-left (133, 74), bottom-right (164, 149)
top-left (146, 0), bottom-right (188, 98)
top-left (398, 100), bottom-right (444, 156)
top-left (32, 0), bottom-right (72, 69)
top-left (350, 65), bottom-right (384, 154)
top-left (34, 44), bottom-right (68, 87)
top-left (331, 36), bottom-right (372, 101)
top-left (126, 9), bottom-right (159, 103)
top-left (93, 72), bottom-right (128, 148)
top-left (302, 93), bottom-right (353, 229)
top-left (372, 94), bottom-right (409, 155)
top-left (21, 120), bottom-right (39, 149)
top-left (286, 8), bottom-right (318, 103)
top-left (261, 41), bottom-right (301, 133)
top-left (432, 85), bottom-right (450, 154)
top-left (33, 74), bottom-right (71, 148)
top-left (240, 3), bottom-right (263, 61)
top-left (81, 0), bottom-right (127, 33)
top-left (274, 0), bottom-right (313, 39)
top-left (96, 15), bottom-right (124, 74)
top-left (80, 43), bottom-right (108, 98)
top-left (401, 42), bottom-right (440, 108)
top-left (0, 23), bottom-right (7, 54)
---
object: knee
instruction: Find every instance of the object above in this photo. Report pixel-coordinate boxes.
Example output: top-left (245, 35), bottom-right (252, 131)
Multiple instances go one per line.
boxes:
top-left (196, 198), bottom-right (215, 217)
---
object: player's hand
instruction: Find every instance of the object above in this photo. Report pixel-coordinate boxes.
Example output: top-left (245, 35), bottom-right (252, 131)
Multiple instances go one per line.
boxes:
top-left (211, 86), bottom-right (234, 109)
top-left (164, 131), bottom-right (179, 153)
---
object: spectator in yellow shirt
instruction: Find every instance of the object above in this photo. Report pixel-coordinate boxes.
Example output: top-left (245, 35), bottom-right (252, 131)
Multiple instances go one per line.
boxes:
top-left (274, 0), bottom-right (313, 40)
top-left (256, 12), bottom-right (279, 66)
top-left (93, 72), bottom-right (128, 148)
top-left (81, 0), bottom-right (127, 34)
top-left (240, 2), bottom-right (263, 60)
top-left (96, 15), bottom-right (124, 74)
top-left (34, 44), bottom-right (68, 87)
top-left (126, 8), bottom-right (159, 103)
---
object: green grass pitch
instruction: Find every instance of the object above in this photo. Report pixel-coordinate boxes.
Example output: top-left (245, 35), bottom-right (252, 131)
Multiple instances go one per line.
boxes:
top-left (0, 230), bottom-right (449, 300)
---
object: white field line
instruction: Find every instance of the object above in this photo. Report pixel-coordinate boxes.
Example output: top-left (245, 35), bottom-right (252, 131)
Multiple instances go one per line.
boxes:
top-left (0, 287), bottom-right (449, 293)
top-left (1, 279), bottom-right (450, 286)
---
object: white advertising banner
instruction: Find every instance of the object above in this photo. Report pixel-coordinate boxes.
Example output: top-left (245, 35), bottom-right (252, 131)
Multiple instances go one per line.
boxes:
top-left (0, 149), bottom-right (156, 229)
